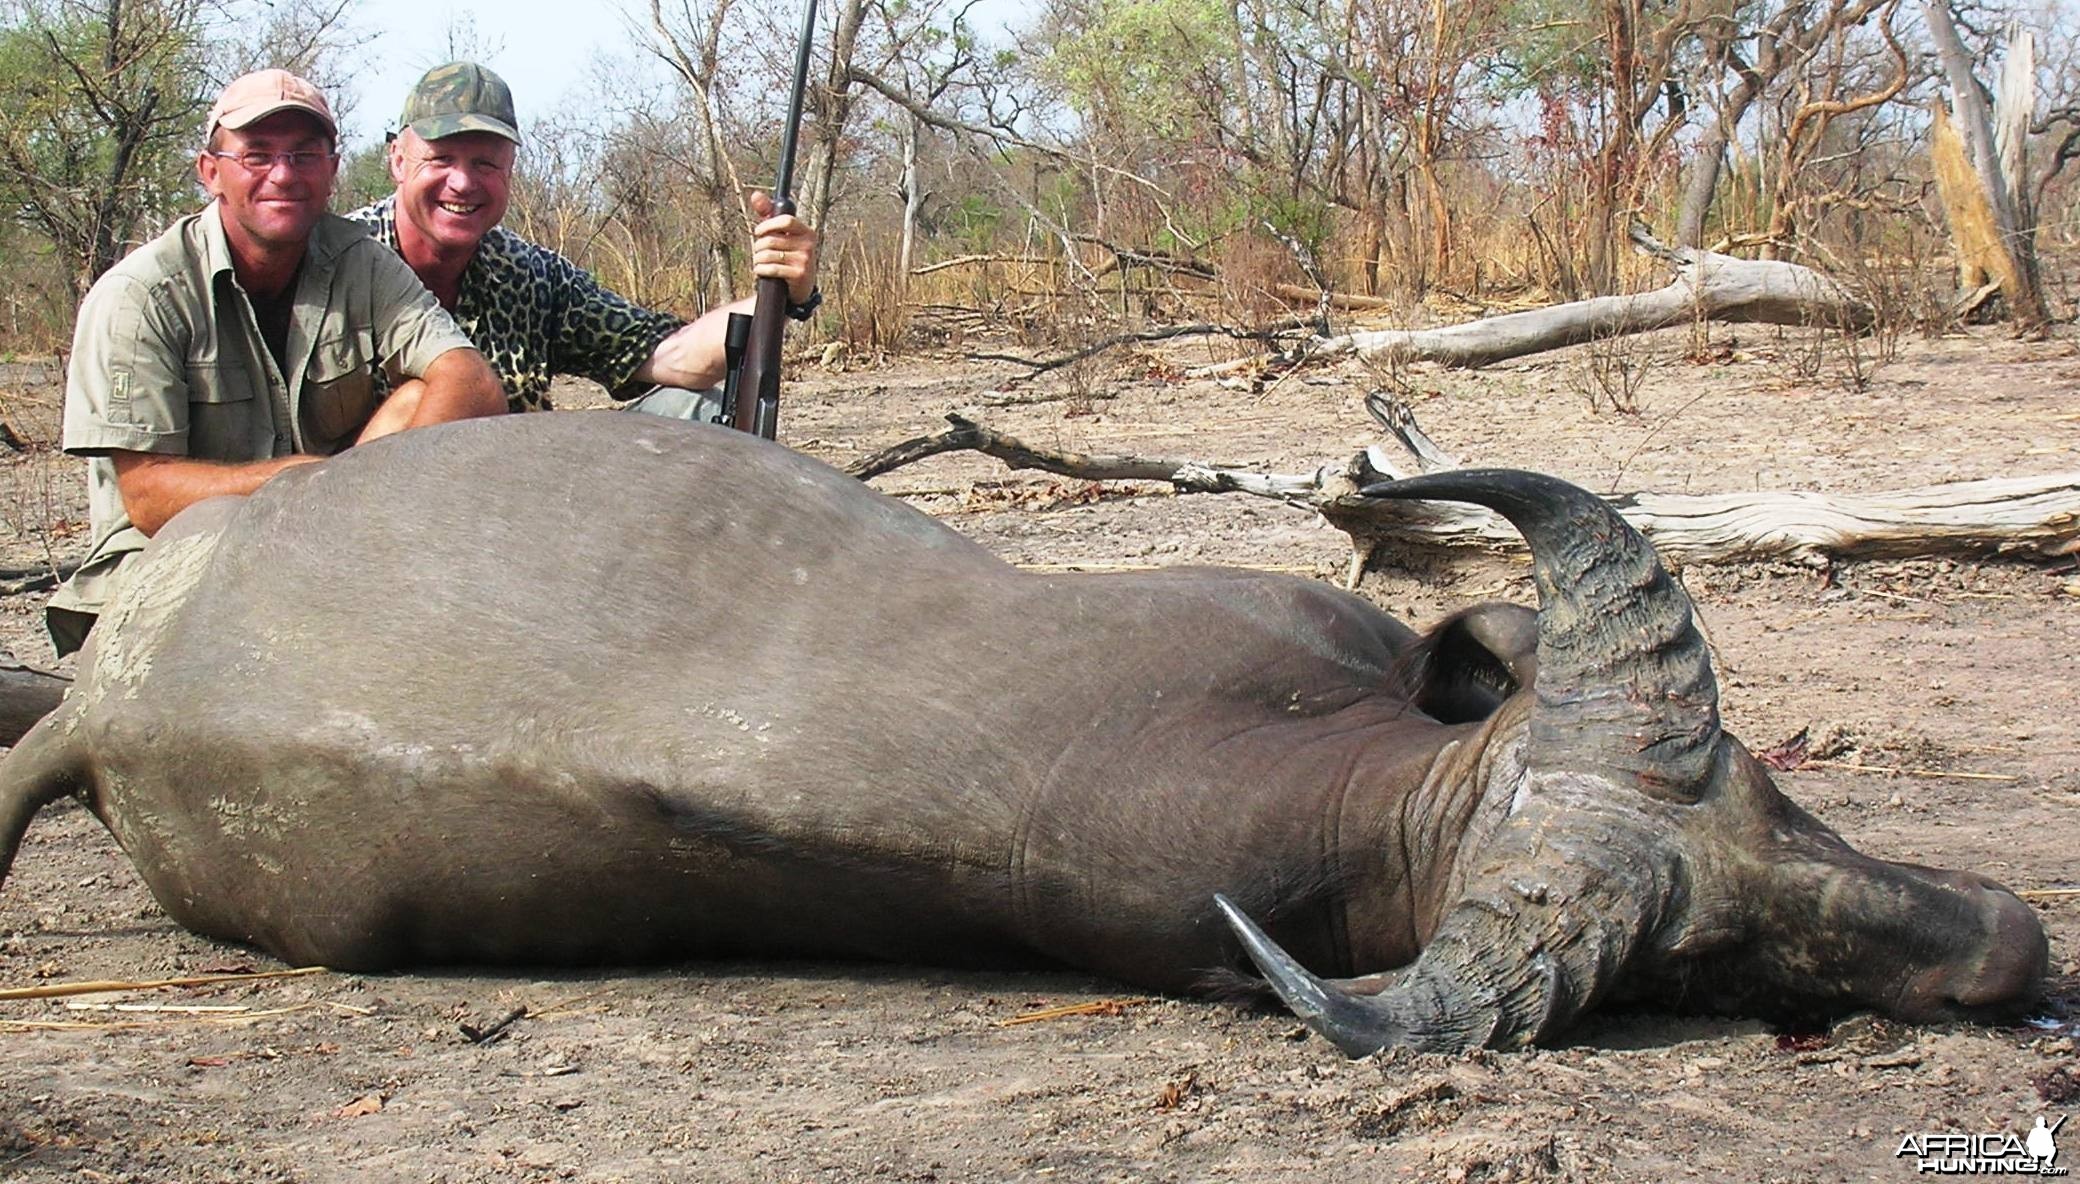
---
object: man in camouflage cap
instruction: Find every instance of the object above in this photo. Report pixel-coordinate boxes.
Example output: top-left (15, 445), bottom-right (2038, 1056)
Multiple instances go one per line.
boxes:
top-left (49, 68), bottom-right (505, 656)
top-left (348, 61), bottom-right (822, 418)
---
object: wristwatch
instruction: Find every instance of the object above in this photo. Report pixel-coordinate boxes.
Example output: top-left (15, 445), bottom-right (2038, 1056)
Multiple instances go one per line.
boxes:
top-left (786, 288), bottom-right (823, 321)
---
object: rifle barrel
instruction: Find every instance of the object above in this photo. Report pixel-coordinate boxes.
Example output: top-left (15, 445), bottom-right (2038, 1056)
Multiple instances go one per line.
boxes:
top-left (773, 0), bottom-right (819, 208)
top-left (729, 0), bottom-right (820, 440)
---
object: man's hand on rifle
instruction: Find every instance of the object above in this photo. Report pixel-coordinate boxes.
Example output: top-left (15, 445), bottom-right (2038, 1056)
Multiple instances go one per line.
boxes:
top-left (749, 190), bottom-right (820, 308)
top-left (630, 193), bottom-right (821, 392)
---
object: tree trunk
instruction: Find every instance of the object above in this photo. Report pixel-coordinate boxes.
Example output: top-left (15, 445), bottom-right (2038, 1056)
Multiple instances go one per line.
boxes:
top-left (801, 0), bottom-right (866, 232)
top-left (1677, 56), bottom-right (1764, 248)
top-left (1921, 0), bottom-right (2049, 328)
top-left (1315, 238), bottom-right (1872, 368)
top-left (651, 0), bottom-right (746, 308)
top-left (897, 114), bottom-right (922, 277)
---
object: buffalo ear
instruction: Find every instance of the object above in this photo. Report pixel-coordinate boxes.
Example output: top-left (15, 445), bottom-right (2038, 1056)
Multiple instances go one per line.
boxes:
top-left (1215, 787), bottom-right (1677, 1055)
top-left (1401, 603), bottom-right (1537, 724)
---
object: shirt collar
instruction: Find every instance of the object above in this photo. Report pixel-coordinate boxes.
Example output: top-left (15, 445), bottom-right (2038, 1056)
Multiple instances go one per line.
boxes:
top-left (199, 201), bottom-right (237, 279)
top-left (355, 194), bottom-right (402, 249)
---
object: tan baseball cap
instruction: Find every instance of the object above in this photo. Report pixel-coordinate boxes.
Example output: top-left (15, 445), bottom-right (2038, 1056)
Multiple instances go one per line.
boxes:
top-left (208, 69), bottom-right (337, 138)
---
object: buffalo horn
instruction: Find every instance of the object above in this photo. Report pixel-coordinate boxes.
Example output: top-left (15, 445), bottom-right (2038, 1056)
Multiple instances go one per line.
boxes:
top-left (1213, 894), bottom-right (1407, 1057)
top-left (1360, 468), bottom-right (1719, 801)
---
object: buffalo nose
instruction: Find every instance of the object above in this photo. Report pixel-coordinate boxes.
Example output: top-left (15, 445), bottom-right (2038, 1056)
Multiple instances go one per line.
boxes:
top-left (1943, 875), bottom-right (2048, 1011)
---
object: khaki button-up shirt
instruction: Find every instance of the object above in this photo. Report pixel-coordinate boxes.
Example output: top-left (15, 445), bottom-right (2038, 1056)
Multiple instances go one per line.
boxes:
top-left (54, 203), bottom-right (475, 626)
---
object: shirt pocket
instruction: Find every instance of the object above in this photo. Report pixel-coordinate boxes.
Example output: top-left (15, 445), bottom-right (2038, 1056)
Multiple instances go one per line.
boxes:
top-left (185, 361), bottom-right (259, 460)
top-left (299, 336), bottom-right (379, 456)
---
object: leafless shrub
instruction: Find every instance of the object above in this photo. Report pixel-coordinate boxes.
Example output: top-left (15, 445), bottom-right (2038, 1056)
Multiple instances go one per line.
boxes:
top-left (1570, 330), bottom-right (1650, 416)
top-left (1356, 341), bottom-right (1435, 405)
top-left (1058, 355), bottom-right (1100, 417)
top-left (1805, 226), bottom-right (1944, 393)
top-left (1208, 232), bottom-right (1303, 330)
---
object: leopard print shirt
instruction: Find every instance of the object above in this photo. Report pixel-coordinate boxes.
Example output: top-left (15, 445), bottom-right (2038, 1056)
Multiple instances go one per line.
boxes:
top-left (345, 197), bottom-right (685, 412)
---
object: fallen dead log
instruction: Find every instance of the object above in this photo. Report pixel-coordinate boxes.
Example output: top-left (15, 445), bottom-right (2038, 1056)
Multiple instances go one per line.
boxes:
top-left (1271, 283), bottom-right (1399, 312)
top-left (1314, 225), bottom-right (1874, 369)
top-left (910, 253), bottom-right (1064, 276)
top-left (1606, 479), bottom-right (2080, 564)
top-left (852, 402), bottom-right (2080, 582)
top-left (966, 322), bottom-right (1295, 380)
top-left (849, 413), bottom-right (1333, 500)
top-left (1309, 470), bottom-right (2080, 566)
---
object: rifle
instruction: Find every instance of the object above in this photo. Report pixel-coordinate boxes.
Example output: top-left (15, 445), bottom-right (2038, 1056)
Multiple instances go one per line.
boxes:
top-left (728, 0), bottom-right (819, 440)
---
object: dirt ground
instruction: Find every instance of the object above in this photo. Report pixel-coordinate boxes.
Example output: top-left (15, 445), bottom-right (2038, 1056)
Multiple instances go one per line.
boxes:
top-left (0, 320), bottom-right (2075, 1183)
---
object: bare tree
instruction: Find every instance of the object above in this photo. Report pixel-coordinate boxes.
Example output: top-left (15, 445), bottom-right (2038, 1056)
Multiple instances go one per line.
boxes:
top-left (795, 0), bottom-right (865, 231)
top-left (1754, 0), bottom-right (1910, 254)
top-left (865, 0), bottom-right (986, 275)
top-left (648, 0), bottom-right (752, 306)
top-left (1674, 0), bottom-right (1900, 248)
top-left (211, 0), bottom-right (370, 121)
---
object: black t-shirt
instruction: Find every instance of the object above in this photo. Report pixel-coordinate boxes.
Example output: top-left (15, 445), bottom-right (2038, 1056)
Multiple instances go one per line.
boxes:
top-left (248, 262), bottom-right (303, 381)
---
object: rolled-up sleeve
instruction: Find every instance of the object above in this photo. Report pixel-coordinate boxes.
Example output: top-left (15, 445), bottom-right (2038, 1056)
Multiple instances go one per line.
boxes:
top-left (366, 245), bottom-right (476, 378)
top-left (62, 275), bottom-right (192, 456)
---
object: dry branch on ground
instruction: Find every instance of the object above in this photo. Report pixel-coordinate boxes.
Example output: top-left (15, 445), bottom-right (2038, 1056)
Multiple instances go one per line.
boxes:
top-left (0, 650), bottom-right (68, 744)
top-left (853, 398), bottom-right (2080, 580)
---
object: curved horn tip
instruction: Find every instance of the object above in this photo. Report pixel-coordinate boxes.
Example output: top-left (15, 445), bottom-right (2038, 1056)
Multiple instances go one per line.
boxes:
top-left (1212, 893), bottom-right (1400, 1060)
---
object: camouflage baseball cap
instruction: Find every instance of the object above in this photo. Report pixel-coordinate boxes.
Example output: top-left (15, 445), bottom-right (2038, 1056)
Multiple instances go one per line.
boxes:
top-left (398, 62), bottom-right (519, 144)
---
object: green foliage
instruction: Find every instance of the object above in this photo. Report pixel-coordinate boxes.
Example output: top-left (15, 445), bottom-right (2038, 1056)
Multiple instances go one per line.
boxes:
top-left (1140, 162), bottom-right (1331, 264)
top-left (948, 193), bottom-right (1005, 253)
top-left (1255, 187), bottom-right (1332, 260)
top-left (1043, 0), bottom-right (1232, 140)
top-left (0, 0), bottom-right (370, 342)
top-left (335, 141), bottom-right (394, 212)
top-left (1492, 0), bottom-right (1711, 98)
top-left (0, 0), bottom-right (210, 298)
top-left (1493, 0), bottom-right (1605, 93)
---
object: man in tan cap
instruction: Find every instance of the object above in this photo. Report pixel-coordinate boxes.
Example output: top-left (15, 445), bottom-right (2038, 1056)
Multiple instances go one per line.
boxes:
top-left (348, 62), bottom-right (820, 418)
top-left (50, 68), bottom-right (507, 656)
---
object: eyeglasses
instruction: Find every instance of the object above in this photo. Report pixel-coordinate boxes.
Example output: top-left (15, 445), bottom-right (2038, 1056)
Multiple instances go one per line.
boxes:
top-left (205, 149), bottom-right (339, 172)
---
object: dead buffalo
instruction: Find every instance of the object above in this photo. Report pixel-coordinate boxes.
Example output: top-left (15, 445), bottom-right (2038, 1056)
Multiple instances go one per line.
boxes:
top-left (0, 413), bottom-right (2047, 1055)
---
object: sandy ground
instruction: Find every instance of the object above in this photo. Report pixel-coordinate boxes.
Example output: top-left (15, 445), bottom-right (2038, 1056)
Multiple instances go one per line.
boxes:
top-left (0, 321), bottom-right (2075, 1183)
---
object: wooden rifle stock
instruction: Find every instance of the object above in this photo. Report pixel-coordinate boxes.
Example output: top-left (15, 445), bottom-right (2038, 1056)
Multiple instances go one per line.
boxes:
top-left (725, 0), bottom-right (818, 441)
top-left (731, 267), bottom-right (791, 439)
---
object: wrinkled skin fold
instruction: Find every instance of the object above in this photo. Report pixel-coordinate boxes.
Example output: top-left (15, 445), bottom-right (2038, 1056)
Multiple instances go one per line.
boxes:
top-left (0, 422), bottom-right (2049, 1056)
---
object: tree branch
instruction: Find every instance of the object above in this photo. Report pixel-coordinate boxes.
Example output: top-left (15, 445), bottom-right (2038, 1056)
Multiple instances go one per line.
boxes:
top-left (848, 401), bottom-right (2080, 577)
